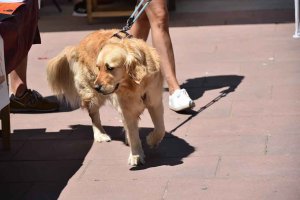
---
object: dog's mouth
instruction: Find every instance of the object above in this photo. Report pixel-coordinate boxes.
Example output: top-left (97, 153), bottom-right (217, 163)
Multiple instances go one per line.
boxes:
top-left (96, 83), bottom-right (120, 95)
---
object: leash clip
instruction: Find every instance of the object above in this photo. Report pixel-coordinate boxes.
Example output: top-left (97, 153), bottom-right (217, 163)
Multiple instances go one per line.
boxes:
top-left (122, 0), bottom-right (152, 32)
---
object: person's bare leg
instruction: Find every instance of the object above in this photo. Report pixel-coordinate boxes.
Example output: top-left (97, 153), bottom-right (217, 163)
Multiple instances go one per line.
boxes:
top-left (130, 12), bottom-right (151, 41)
top-left (131, 0), bottom-right (194, 111)
top-left (143, 0), bottom-right (180, 94)
top-left (10, 55), bottom-right (28, 97)
top-left (9, 55), bottom-right (59, 113)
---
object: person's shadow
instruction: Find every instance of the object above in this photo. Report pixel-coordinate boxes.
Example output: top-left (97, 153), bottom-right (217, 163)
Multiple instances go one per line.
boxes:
top-left (168, 75), bottom-right (244, 133)
top-left (183, 75), bottom-right (244, 100)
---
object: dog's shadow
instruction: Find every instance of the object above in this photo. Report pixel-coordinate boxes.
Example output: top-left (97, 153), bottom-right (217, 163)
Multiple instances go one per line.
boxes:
top-left (136, 132), bottom-right (195, 170)
top-left (104, 126), bottom-right (195, 170)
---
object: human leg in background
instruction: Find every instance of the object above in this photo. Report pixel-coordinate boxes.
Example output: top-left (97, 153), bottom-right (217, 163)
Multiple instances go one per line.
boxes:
top-left (130, 12), bottom-right (150, 41)
top-left (130, 0), bottom-right (195, 112)
top-left (73, 0), bottom-right (87, 16)
top-left (10, 56), bottom-right (28, 97)
top-left (9, 55), bottom-right (59, 113)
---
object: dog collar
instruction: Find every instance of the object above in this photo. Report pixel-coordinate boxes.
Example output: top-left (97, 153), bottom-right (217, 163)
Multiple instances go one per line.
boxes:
top-left (112, 30), bottom-right (133, 39)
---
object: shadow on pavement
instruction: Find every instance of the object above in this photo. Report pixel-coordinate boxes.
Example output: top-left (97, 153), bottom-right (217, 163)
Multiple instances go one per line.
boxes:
top-left (183, 75), bottom-right (245, 100)
top-left (0, 125), bottom-right (94, 200)
top-left (104, 126), bottom-right (196, 171)
top-left (45, 95), bottom-right (80, 113)
top-left (0, 124), bottom-right (194, 198)
top-left (169, 75), bottom-right (244, 133)
top-left (130, 132), bottom-right (195, 171)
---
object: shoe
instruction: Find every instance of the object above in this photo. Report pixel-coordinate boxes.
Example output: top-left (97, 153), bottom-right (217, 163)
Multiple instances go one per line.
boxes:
top-left (73, 0), bottom-right (87, 17)
top-left (169, 89), bottom-right (195, 112)
top-left (10, 89), bottom-right (59, 113)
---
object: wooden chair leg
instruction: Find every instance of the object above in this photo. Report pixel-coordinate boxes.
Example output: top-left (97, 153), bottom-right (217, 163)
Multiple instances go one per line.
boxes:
top-left (1, 104), bottom-right (11, 151)
top-left (87, 0), bottom-right (93, 24)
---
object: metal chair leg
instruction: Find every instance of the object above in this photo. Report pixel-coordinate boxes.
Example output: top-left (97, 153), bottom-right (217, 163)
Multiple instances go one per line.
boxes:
top-left (294, 0), bottom-right (300, 38)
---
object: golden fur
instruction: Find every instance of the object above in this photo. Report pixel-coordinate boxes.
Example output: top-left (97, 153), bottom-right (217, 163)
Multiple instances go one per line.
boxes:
top-left (47, 29), bottom-right (165, 166)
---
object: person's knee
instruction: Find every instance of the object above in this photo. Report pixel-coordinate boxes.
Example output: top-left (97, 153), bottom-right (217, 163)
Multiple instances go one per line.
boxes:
top-left (151, 8), bottom-right (169, 30)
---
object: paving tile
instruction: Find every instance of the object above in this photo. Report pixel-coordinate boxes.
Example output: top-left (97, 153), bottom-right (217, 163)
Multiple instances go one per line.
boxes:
top-left (186, 116), bottom-right (272, 137)
top-left (59, 179), bottom-right (167, 200)
top-left (214, 38), bottom-right (276, 62)
top-left (274, 23), bottom-right (296, 37)
top-left (75, 156), bottom-right (219, 181)
top-left (239, 61), bottom-right (274, 85)
top-left (231, 83), bottom-right (273, 101)
top-left (189, 115), bottom-right (300, 137)
top-left (12, 139), bottom-right (94, 160)
top-left (270, 61), bottom-right (300, 86)
top-left (269, 100), bottom-right (300, 116)
top-left (23, 181), bottom-right (67, 200)
top-left (229, 116), bottom-right (272, 135)
top-left (231, 100), bottom-right (271, 117)
top-left (83, 140), bottom-right (131, 161)
top-left (165, 177), bottom-right (300, 200)
top-left (0, 160), bottom-right (84, 182)
top-left (273, 40), bottom-right (300, 62)
top-left (272, 85), bottom-right (300, 100)
top-left (188, 135), bottom-right (266, 156)
top-left (270, 115), bottom-right (300, 135)
top-left (0, 182), bottom-right (33, 200)
top-left (232, 99), bottom-right (300, 117)
top-left (0, 140), bottom-right (26, 160)
top-left (267, 134), bottom-right (300, 155)
top-left (217, 155), bottom-right (300, 178)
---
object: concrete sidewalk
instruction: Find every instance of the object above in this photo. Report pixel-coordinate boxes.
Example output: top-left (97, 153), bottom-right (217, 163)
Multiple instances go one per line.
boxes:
top-left (1, 1), bottom-right (300, 199)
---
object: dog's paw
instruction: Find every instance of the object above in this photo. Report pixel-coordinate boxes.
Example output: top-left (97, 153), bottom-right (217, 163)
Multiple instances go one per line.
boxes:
top-left (128, 153), bottom-right (145, 166)
top-left (146, 131), bottom-right (163, 148)
top-left (94, 133), bottom-right (111, 142)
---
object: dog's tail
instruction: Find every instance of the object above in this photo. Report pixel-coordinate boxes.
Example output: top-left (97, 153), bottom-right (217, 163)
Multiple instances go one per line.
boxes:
top-left (47, 46), bottom-right (80, 108)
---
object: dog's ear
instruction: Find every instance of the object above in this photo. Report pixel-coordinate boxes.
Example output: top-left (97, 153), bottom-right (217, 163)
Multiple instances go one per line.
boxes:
top-left (124, 39), bottom-right (161, 84)
top-left (125, 52), bottom-right (147, 84)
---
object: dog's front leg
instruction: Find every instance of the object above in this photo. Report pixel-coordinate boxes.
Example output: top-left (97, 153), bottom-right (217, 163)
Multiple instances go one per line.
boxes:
top-left (123, 116), bottom-right (145, 166)
top-left (88, 108), bottom-right (111, 142)
top-left (146, 101), bottom-right (166, 148)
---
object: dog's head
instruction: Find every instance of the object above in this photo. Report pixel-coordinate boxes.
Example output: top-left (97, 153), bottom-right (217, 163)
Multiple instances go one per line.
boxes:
top-left (93, 40), bottom-right (157, 95)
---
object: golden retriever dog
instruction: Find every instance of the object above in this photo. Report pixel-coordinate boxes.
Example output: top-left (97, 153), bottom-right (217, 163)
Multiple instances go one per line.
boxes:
top-left (47, 29), bottom-right (165, 166)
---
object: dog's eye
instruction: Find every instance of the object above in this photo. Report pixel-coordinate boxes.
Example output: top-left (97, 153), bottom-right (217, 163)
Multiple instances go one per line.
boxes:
top-left (105, 63), bottom-right (113, 71)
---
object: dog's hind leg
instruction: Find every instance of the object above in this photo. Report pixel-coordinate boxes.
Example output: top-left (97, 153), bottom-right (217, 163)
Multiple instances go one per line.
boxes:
top-left (146, 100), bottom-right (165, 148)
top-left (88, 107), bottom-right (111, 142)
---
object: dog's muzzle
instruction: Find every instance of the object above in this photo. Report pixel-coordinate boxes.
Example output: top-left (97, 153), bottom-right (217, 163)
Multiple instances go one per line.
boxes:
top-left (94, 83), bottom-right (120, 95)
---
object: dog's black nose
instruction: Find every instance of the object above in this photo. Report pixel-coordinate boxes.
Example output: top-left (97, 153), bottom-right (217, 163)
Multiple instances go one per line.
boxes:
top-left (94, 84), bottom-right (102, 92)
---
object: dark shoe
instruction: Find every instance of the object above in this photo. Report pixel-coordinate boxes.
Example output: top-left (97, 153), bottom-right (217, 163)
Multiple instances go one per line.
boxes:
top-left (10, 89), bottom-right (59, 113)
top-left (73, 0), bottom-right (87, 17)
